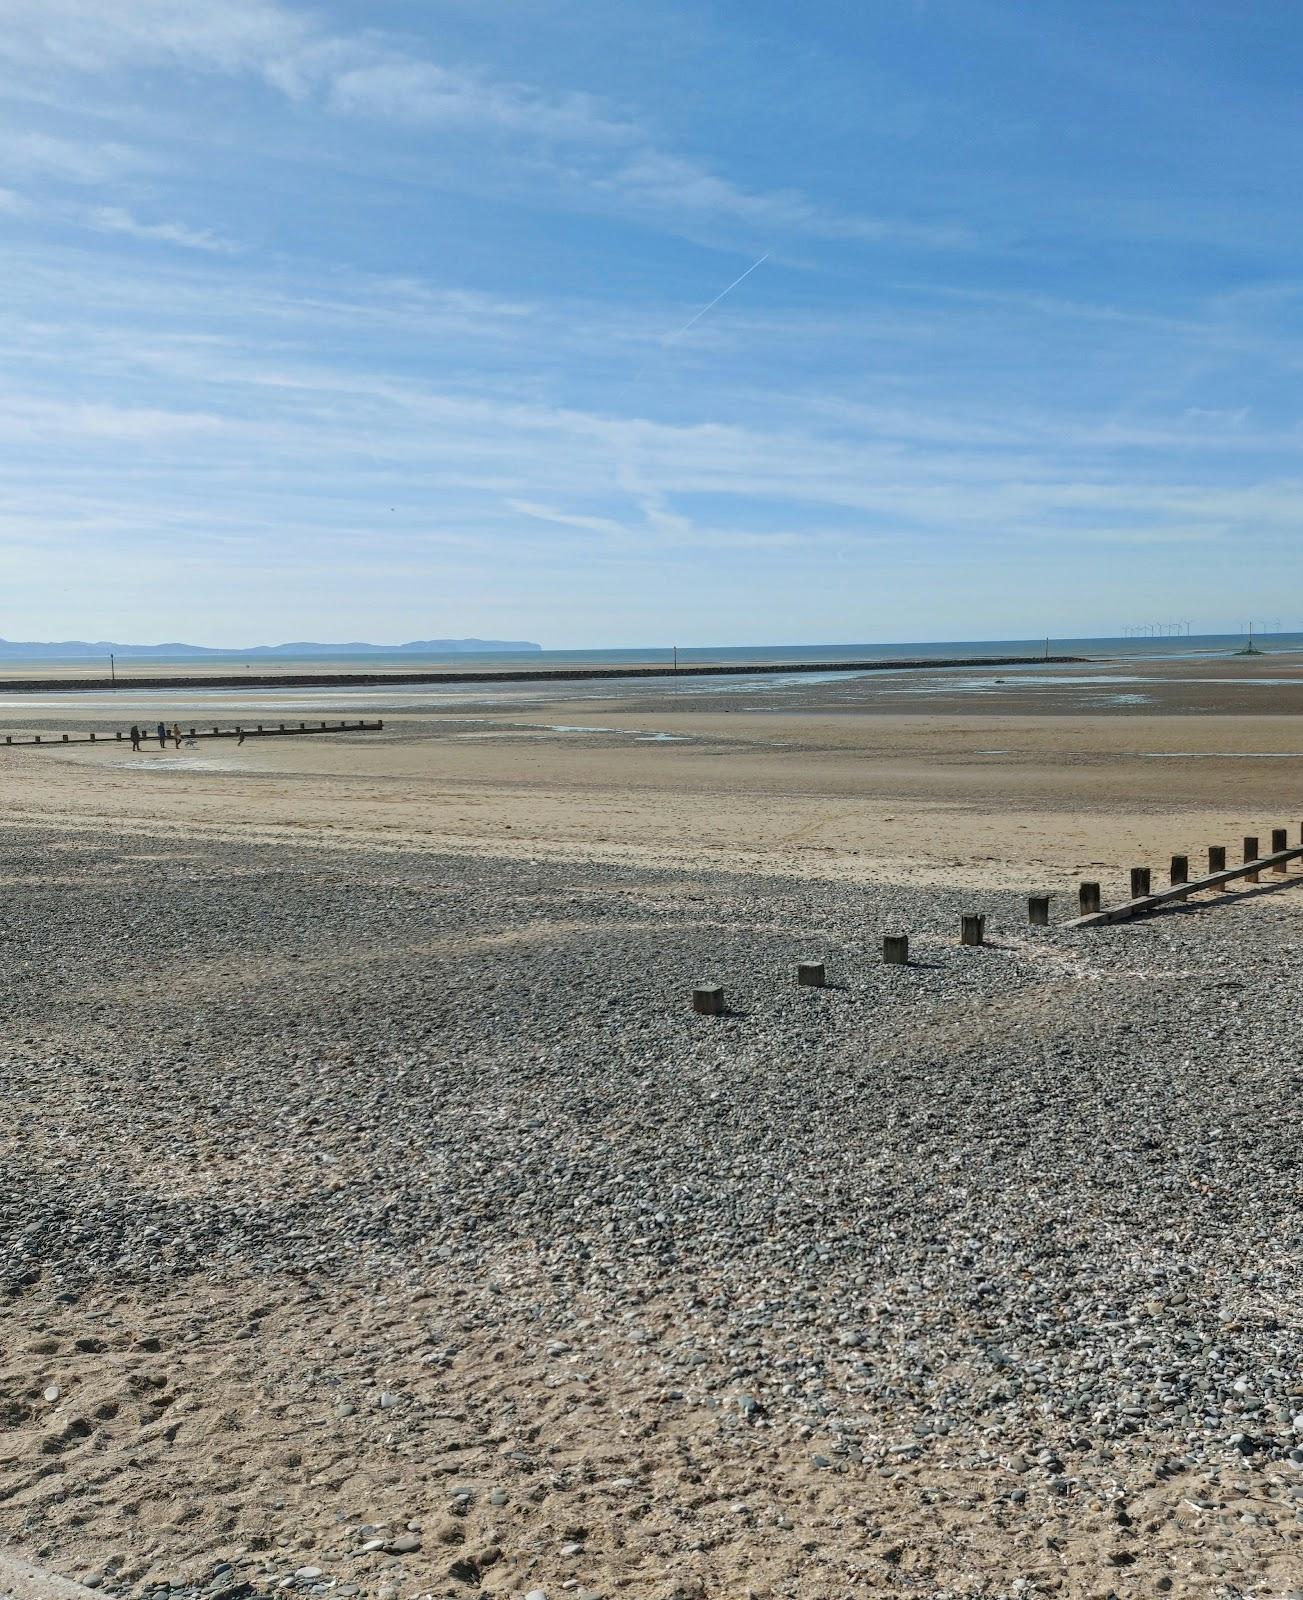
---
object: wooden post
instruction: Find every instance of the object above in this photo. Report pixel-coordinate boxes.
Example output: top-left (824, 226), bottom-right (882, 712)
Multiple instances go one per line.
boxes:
top-left (300, 722), bottom-right (306, 730)
top-left (256, 724), bottom-right (264, 733)
top-left (960, 914), bottom-right (985, 946)
top-left (1244, 836), bottom-right (1260, 884)
top-left (1272, 828), bottom-right (1289, 871)
top-left (115, 732), bottom-right (121, 741)
top-left (1130, 867), bottom-right (1151, 898)
top-left (61, 733), bottom-right (69, 742)
top-left (89, 732), bottom-right (95, 742)
top-left (1028, 896), bottom-right (1050, 926)
top-left (34, 736), bottom-right (40, 744)
top-left (5, 735), bottom-right (11, 744)
top-left (189, 727), bottom-right (196, 737)
top-left (692, 985), bottom-right (725, 1016)
top-left (1170, 855), bottom-right (1188, 886)
top-left (1078, 883), bottom-right (1101, 916)
top-left (796, 961), bottom-right (825, 987)
top-left (883, 934), bottom-right (909, 964)
top-left (1208, 846), bottom-right (1226, 874)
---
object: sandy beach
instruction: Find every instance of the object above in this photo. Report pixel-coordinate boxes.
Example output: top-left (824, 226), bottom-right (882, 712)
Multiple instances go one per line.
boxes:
top-left (4, 654), bottom-right (1303, 1599)
top-left (2, 652), bottom-right (1303, 894)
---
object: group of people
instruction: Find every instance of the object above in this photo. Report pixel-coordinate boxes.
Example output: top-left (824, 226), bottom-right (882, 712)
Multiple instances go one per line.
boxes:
top-left (128, 721), bottom-right (184, 751)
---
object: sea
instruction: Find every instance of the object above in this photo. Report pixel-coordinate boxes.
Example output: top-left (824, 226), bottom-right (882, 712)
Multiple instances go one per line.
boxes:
top-left (12, 632), bottom-right (1302, 674)
top-left (3, 633), bottom-right (1299, 719)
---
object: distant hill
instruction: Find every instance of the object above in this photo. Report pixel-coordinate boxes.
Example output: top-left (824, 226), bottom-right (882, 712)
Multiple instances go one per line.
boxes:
top-left (0, 637), bottom-right (542, 658)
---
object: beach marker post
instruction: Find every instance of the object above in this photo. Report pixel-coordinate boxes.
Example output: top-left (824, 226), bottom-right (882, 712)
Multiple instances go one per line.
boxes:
top-left (1028, 896), bottom-right (1050, 926)
top-left (796, 961), bottom-right (826, 987)
top-left (692, 985), bottom-right (725, 1017)
top-left (1170, 855), bottom-right (1189, 886)
top-left (1130, 867), bottom-right (1151, 899)
top-left (1245, 836), bottom-right (1260, 884)
top-left (1272, 828), bottom-right (1289, 871)
top-left (1078, 883), bottom-right (1101, 916)
top-left (960, 914), bottom-right (985, 947)
top-left (1208, 846), bottom-right (1226, 874)
top-left (883, 934), bottom-right (910, 964)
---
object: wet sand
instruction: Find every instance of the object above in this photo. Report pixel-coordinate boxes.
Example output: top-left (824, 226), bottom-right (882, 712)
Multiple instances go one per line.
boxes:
top-left (1, 651), bottom-right (1303, 896)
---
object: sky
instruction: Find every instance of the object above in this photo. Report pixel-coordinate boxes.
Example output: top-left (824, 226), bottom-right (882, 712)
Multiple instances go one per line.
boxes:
top-left (4, 0), bottom-right (1303, 648)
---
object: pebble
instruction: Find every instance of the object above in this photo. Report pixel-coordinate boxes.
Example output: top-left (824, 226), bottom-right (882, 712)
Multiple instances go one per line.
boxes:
top-left (9, 830), bottom-right (1303, 1596)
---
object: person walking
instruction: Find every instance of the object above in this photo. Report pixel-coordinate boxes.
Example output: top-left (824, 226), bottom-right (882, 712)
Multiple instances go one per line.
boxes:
top-left (156, 720), bottom-right (167, 749)
top-left (171, 722), bottom-right (182, 749)
top-left (129, 724), bottom-right (141, 752)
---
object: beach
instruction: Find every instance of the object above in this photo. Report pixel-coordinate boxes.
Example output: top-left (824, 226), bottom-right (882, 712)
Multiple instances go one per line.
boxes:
top-left (3, 654), bottom-right (1303, 1599)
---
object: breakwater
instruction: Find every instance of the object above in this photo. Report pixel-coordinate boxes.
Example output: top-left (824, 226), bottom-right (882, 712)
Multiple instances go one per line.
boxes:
top-left (0, 654), bottom-right (1087, 694)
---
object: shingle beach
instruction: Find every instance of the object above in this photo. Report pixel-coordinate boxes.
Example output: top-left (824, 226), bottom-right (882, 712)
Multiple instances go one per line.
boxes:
top-left (3, 822), bottom-right (1302, 1598)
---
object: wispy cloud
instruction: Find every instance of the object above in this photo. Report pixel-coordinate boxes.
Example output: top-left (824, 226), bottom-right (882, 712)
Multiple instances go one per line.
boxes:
top-left (1, 131), bottom-right (154, 185)
top-left (0, 0), bottom-right (955, 248)
top-left (87, 205), bottom-right (239, 254)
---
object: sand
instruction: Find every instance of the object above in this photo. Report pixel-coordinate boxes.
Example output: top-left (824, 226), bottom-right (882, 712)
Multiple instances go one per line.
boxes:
top-left (2, 698), bottom-right (1303, 893)
top-left (5, 653), bottom-right (1303, 1598)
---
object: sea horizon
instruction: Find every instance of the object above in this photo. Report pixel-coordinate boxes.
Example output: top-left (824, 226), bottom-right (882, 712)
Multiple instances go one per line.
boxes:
top-left (2, 630), bottom-right (1298, 675)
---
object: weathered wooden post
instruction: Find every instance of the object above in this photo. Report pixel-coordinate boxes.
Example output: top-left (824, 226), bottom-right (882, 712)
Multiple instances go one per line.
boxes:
top-left (1078, 883), bottom-right (1101, 916)
top-left (115, 732), bottom-right (121, 741)
top-left (960, 913), bottom-right (985, 946)
top-left (89, 732), bottom-right (95, 742)
top-left (1028, 896), bottom-right (1050, 926)
top-left (189, 727), bottom-right (196, 737)
top-left (1272, 828), bottom-right (1289, 871)
top-left (883, 934), bottom-right (910, 964)
top-left (1208, 846), bottom-right (1226, 874)
top-left (1130, 867), bottom-right (1151, 898)
top-left (61, 733), bottom-right (69, 742)
top-left (797, 961), bottom-right (825, 987)
top-left (1245, 836), bottom-right (1260, 884)
top-left (256, 724), bottom-right (264, 733)
top-left (692, 985), bottom-right (725, 1016)
top-left (1170, 855), bottom-right (1188, 886)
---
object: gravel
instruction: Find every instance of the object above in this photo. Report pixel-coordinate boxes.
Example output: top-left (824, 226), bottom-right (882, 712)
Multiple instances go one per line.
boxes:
top-left (3, 824), bottom-right (1303, 1594)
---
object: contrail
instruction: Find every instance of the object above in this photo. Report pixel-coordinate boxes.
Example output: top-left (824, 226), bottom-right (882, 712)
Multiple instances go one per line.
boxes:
top-left (663, 252), bottom-right (769, 343)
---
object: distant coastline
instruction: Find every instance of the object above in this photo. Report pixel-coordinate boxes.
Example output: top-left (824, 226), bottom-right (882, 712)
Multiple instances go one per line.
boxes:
top-left (0, 636), bottom-right (542, 659)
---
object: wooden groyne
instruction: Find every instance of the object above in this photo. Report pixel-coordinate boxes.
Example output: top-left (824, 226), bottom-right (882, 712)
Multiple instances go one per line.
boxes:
top-left (3, 720), bottom-right (384, 747)
top-left (1065, 826), bottom-right (1303, 928)
top-left (0, 655), bottom-right (1087, 694)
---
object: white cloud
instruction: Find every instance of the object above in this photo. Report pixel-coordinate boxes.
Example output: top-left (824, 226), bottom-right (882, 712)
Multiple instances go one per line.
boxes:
top-left (1, 131), bottom-right (153, 184)
top-left (0, 0), bottom-right (953, 247)
top-left (327, 60), bottom-right (636, 144)
top-left (87, 204), bottom-right (239, 254)
top-left (604, 151), bottom-right (967, 247)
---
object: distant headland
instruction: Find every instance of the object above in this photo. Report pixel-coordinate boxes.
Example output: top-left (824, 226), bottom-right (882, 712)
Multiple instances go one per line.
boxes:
top-left (0, 637), bottom-right (542, 659)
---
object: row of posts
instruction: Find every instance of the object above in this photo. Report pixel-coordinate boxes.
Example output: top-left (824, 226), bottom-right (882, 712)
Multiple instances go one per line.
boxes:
top-left (691, 914), bottom-right (992, 1015)
top-left (1076, 828), bottom-right (1294, 916)
top-left (4, 721), bottom-right (372, 746)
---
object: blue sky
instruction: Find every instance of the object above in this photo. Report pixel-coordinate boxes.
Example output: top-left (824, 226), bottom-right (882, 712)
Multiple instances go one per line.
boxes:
top-left (4, 0), bottom-right (1303, 647)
